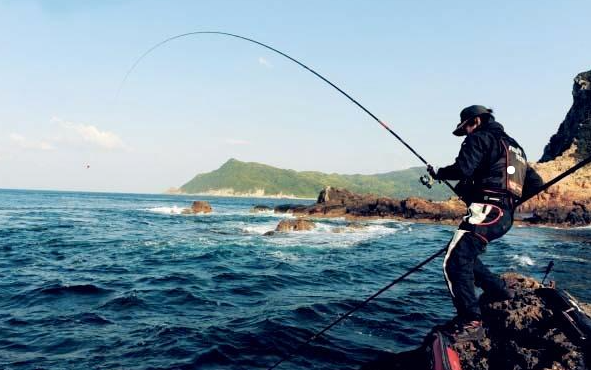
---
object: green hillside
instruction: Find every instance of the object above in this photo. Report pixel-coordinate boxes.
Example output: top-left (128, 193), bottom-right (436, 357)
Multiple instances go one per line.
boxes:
top-left (180, 158), bottom-right (454, 200)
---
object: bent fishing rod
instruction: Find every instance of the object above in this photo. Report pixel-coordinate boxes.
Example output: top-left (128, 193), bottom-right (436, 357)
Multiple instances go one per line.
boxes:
top-left (266, 153), bottom-right (591, 369)
top-left (118, 31), bottom-right (458, 195)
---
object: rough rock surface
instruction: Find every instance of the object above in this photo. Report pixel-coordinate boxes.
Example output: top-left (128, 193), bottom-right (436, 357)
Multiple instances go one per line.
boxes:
top-left (518, 145), bottom-right (591, 226)
top-left (182, 200), bottom-right (212, 214)
top-left (274, 219), bottom-right (315, 232)
top-left (518, 69), bottom-right (591, 226)
top-left (362, 274), bottom-right (590, 370)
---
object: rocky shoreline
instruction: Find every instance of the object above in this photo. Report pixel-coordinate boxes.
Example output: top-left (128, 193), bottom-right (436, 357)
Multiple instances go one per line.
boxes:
top-left (361, 274), bottom-right (591, 370)
top-left (262, 185), bottom-right (590, 228)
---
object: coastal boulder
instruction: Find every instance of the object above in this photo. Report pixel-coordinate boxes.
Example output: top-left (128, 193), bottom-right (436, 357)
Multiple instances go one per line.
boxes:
top-left (182, 200), bottom-right (212, 214)
top-left (317, 186), bottom-right (359, 205)
top-left (275, 219), bottom-right (315, 232)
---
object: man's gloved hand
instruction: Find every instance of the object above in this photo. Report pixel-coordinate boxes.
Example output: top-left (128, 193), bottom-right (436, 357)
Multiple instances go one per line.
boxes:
top-left (427, 165), bottom-right (438, 179)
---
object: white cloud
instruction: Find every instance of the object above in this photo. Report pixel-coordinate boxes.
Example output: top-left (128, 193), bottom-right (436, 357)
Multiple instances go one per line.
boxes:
top-left (224, 138), bottom-right (250, 146)
top-left (51, 117), bottom-right (127, 150)
top-left (258, 57), bottom-right (273, 68)
top-left (9, 133), bottom-right (55, 151)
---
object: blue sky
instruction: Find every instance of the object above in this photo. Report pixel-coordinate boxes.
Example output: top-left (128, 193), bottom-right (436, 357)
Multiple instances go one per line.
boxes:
top-left (1, 0), bottom-right (589, 193)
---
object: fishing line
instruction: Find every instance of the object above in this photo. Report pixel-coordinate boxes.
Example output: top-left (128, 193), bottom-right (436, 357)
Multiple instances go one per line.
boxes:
top-left (117, 31), bottom-right (458, 195)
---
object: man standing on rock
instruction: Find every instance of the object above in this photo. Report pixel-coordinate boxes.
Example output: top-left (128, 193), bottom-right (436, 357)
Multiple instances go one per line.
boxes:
top-left (427, 105), bottom-right (543, 340)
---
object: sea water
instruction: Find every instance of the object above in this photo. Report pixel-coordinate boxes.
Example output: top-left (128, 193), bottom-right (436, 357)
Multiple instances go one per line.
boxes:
top-left (0, 189), bottom-right (589, 369)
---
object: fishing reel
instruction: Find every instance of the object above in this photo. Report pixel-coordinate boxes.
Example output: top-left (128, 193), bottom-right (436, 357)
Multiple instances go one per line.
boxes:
top-left (419, 174), bottom-right (434, 189)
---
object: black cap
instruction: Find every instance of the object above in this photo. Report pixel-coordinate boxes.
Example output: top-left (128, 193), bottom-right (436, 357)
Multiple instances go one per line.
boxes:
top-left (453, 105), bottom-right (494, 136)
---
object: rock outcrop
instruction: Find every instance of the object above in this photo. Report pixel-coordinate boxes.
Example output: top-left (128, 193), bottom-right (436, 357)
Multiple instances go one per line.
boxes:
top-left (518, 145), bottom-right (591, 226)
top-left (540, 70), bottom-right (591, 162)
top-left (182, 200), bottom-right (212, 214)
top-left (517, 70), bottom-right (591, 226)
top-left (275, 219), bottom-right (315, 232)
top-left (363, 274), bottom-right (590, 370)
top-left (275, 186), bottom-right (466, 224)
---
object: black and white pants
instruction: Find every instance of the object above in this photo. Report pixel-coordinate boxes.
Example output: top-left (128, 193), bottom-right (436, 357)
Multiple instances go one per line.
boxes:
top-left (443, 202), bottom-right (513, 321)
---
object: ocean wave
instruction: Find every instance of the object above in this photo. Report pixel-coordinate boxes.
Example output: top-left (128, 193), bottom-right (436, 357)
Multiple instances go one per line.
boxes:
top-left (257, 222), bottom-right (409, 248)
top-left (100, 294), bottom-right (148, 310)
top-left (8, 283), bottom-right (112, 308)
top-left (244, 220), bottom-right (406, 236)
top-left (144, 206), bottom-right (186, 215)
top-left (39, 283), bottom-right (111, 296)
top-left (267, 250), bottom-right (301, 262)
top-left (241, 223), bottom-right (278, 234)
top-left (573, 224), bottom-right (591, 230)
top-left (71, 312), bottom-right (113, 325)
top-left (2, 190), bottom-right (587, 370)
top-left (136, 274), bottom-right (194, 285)
top-left (158, 288), bottom-right (233, 307)
top-left (511, 254), bottom-right (536, 266)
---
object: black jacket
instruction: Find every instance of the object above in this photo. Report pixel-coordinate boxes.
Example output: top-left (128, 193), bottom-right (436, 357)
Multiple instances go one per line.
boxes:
top-left (436, 121), bottom-right (543, 203)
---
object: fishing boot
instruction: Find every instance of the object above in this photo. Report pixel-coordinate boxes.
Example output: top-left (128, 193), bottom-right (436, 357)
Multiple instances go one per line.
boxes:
top-left (453, 320), bottom-right (484, 342)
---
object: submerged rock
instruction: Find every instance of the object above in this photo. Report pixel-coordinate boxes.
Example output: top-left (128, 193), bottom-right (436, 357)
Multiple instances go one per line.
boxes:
top-left (331, 222), bottom-right (366, 233)
top-left (251, 205), bottom-right (272, 213)
top-left (275, 219), bottom-right (315, 232)
top-left (274, 204), bottom-right (309, 214)
top-left (362, 274), bottom-right (590, 370)
top-left (182, 200), bottom-right (212, 214)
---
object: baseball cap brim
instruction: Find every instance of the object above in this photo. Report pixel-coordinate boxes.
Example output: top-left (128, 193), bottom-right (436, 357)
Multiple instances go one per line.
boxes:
top-left (453, 120), bottom-right (469, 136)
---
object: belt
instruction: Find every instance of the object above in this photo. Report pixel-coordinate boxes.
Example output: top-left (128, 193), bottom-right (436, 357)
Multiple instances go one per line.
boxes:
top-left (479, 194), bottom-right (515, 209)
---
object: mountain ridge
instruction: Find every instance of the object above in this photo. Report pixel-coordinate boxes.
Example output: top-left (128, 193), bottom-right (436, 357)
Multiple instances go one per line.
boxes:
top-left (178, 158), bottom-right (453, 200)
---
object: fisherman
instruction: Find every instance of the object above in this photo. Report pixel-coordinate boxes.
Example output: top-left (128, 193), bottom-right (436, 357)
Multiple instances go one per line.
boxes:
top-left (428, 105), bottom-right (543, 340)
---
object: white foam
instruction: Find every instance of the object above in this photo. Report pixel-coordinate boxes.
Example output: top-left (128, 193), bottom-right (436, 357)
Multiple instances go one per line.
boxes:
top-left (511, 254), bottom-right (535, 266)
top-left (259, 221), bottom-right (409, 248)
top-left (267, 250), bottom-right (300, 262)
top-left (574, 224), bottom-right (591, 230)
top-left (250, 209), bottom-right (276, 216)
top-left (145, 206), bottom-right (186, 215)
top-left (242, 224), bottom-right (277, 235)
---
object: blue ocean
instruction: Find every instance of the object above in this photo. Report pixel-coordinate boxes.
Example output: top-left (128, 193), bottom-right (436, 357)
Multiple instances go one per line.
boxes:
top-left (0, 189), bottom-right (589, 370)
